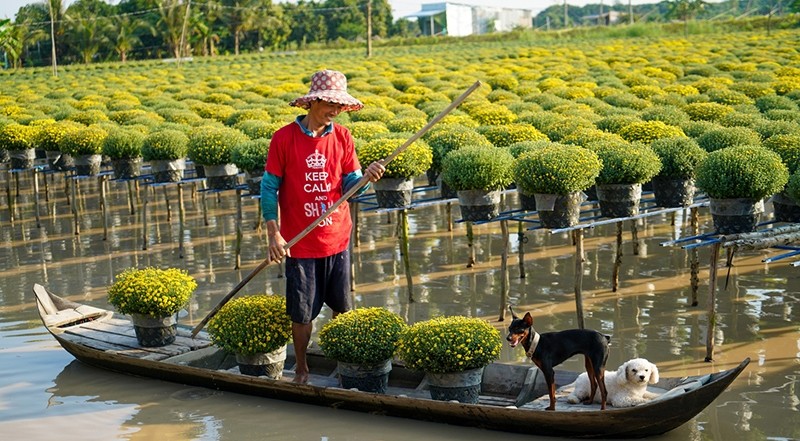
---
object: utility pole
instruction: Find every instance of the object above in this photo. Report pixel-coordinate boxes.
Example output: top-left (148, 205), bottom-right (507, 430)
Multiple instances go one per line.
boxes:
top-left (629, 0), bottom-right (634, 24)
top-left (178, 0), bottom-right (191, 64)
top-left (366, 0), bottom-right (372, 58)
top-left (48, 0), bottom-right (58, 77)
top-left (564, 0), bottom-right (569, 28)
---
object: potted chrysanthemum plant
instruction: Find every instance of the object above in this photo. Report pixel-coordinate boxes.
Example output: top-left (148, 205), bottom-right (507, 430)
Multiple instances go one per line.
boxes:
top-left (396, 316), bottom-right (501, 404)
top-left (356, 137), bottom-right (432, 208)
top-left (319, 307), bottom-right (407, 393)
top-left (107, 267), bottom-right (197, 347)
top-left (207, 294), bottom-right (292, 379)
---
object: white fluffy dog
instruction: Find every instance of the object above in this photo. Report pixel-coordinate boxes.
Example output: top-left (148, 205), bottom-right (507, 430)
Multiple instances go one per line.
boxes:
top-left (567, 358), bottom-right (660, 408)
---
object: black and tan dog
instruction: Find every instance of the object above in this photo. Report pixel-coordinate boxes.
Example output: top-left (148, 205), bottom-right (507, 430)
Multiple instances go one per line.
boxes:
top-left (506, 307), bottom-right (610, 411)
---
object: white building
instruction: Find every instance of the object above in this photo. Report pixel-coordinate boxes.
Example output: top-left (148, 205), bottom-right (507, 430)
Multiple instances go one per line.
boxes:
top-left (405, 2), bottom-right (535, 37)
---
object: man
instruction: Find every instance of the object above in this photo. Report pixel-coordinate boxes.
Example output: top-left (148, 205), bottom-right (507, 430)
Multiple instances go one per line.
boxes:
top-left (261, 69), bottom-right (385, 383)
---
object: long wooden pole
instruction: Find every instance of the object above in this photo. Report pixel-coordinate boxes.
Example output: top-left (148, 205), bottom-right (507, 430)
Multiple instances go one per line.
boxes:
top-left (191, 81), bottom-right (482, 337)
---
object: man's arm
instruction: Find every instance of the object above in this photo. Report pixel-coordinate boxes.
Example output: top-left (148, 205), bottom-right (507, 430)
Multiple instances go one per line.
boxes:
top-left (260, 171), bottom-right (287, 262)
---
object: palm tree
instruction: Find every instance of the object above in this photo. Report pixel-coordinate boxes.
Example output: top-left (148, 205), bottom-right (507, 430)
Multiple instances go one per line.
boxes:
top-left (2, 18), bottom-right (47, 68)
top-left (221, 0), bottom-right (260, 55)
top-left (156, 0), bottom-right (187, 59)
top-left (668, 0), bottom-right (707, 37)
top-left (65, 11), bottom-right (105, 63)
top-left (108, 15), bottom-right (153, 62)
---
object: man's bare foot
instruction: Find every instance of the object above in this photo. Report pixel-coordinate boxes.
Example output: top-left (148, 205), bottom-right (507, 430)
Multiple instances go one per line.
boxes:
top-left (293, 372), bottom-right (309, 384)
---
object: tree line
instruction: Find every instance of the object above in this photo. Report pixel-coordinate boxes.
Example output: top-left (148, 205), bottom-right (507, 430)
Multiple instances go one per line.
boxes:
top-left (0, 0), bottom-right (414, 68)
top-left (1, 0), bottom-right (797, 69)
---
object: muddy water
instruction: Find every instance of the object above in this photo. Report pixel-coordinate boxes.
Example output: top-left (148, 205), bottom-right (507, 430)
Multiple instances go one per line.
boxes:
top-left (1, 169), bottom-right (799, 441)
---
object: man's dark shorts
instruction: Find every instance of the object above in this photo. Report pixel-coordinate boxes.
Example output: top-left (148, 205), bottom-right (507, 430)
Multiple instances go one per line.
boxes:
top-left (285, 250), bottom-right (352, 323)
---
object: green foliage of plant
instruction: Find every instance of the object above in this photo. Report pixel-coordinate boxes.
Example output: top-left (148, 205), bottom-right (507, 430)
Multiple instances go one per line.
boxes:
top-left (225, 109), bottom-right (272, 126)
top-left (468, 104), bottom-right (517, 125)
top-left (35, 120), bottom-right (83, 151)
top-left (107, 267), bottom-right (197, 316)
top-left (441, 145), bottom-right (515, 191)
top-left (707, 88), bottom-right (753, 105)
top-left (683, 102), bottom-right (734, 122)
top-left (766, 109), bottom-right (800, 124)
top-left (425, 124), bottom-right (493, 172)
top-left (386, 115), bottom-right (427, 133)
top-left (158, 108), bottom-right (205, 125)
top-left (755, 95), bottom-right (798, 113)
top-left (486, 74), bottom-right (519, 91)
top-left (357, 137), bottom-right (431, 180)
top-left (561, 127), bottom-right (625, 147)
top-left (0, 123), bottom-right (39, 151)
top-left (349, 107), bottom-right (395, 123)
top-left (603, 93), bottom-right (650, 110)
top-left (102, 127), bottom-right (145, 159)
top-left (752, 119), bottom-right (800, 140)
top-left (67, 109), bottom-right (110, 125)
top-left (60, 125), bottom-right (108, 155)
top-left (234, 120), bottom-right (283, 139)
top-left (588, 140), bottom-right (662, 185)
top-left (541, 118), bottom-right (595, 142)
top-left (476, 124), bottom-right (548, 147)
top-left (396, 316), bottom-right (501, 373)
top-left (207, 295), bottom-right (291, 356)
top-left (718, 111), bottom-right (764, 128)
top-left (678, 120), bottom-right (720, 138)
top-left (347, 121), bottom-right (390, 140)
top-left (319, 307), bottom-right (407, 364)
top-left (763, 134), bottom-right (800, 174)
top-left (697, 126), bottom-right (762, 152)
top-left (142, 129), bottom-right (189, 161)
top-left (595, 114), bottom-right (641, 134)
top-left (696, 146), bottom-right (788, 199)
top-left (505, 140), bottom-right (551, 158)
top-left (513, 143), bottom-right (601, 195)
top-left (618, 120), bottom-right (686, 144)
top-left (231, 139), bottom-right (270, 172)
top-left (786, 171), bottom-right (800, 203)
top-left (187, 125), bottom-right (249, 165)
top-left (640, 105), bottom-right (690, 126)
top-left (650, 137), bottom-right (707, 179)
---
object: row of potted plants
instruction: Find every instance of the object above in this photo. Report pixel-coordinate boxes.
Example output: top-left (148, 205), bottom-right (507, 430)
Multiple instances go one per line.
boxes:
top-left (105, 266), bottom-right (502, 402)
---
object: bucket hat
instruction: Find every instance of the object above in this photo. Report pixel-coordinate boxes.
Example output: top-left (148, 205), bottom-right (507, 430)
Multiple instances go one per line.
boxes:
top-left (289, 69), bottom-right (363, 112)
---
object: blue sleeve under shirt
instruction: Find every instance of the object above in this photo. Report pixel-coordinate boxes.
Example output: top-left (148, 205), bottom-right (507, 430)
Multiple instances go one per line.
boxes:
top-left (260, 170), bottom-right (371, 222)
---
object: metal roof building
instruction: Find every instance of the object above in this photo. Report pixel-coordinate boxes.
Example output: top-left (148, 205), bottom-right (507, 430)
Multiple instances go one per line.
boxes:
top-left (404, 2), bottom-right (535, 37)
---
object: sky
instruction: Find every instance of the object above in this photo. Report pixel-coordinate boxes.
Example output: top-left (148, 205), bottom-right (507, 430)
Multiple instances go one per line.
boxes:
top-left (0, 1), bottom-right (671, 21)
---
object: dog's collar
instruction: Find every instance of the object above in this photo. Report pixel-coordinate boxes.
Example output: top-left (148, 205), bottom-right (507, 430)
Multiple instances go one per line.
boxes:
top-left (525, 330), bottom-right (540, 359)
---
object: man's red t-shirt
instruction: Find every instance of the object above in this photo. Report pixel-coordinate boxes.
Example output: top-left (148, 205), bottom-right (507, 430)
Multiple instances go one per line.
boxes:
top-left (265, 123), bottom-right (360, 258)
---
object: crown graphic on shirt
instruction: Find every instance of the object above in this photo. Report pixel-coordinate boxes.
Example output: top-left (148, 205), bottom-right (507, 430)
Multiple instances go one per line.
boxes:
top-left (306, 150), bottom-right (327, 169)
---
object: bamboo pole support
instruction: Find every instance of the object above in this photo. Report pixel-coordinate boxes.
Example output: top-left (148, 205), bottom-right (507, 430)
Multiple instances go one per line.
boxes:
top-left (127, 180), bottom-right (136, 215)
top-left (689, 206), bottom-right (700, 305)
top-left (517, 221), bottom-right (526, 279)
top-left (400, 209), bottom-right (413, 302)
top-left (71, 177), bottom-right (79, 235)
top-left (6, 170), bottom-right (14, 223)
top-left (705, 242), bottom-right (721, 362)
top-left (234, 187), bottom-right (242, 268)
top-left (33, 168), bottom-right (41, 228)
top-left (466, 221), bottom-right (476, 268)
top-left (612, 221), bottom-right (623, 292)
top-left (142, 184), bottom-right (149, 250)
top-left (631, 219), bottom-right (640, 255)
top-left (179, 183), bottom-right (186, 259)
top-left (499, 219), bottom-right (509, 322)
top-left (100, 175), bottom-right (109, 240)
top-left (574, 228), bottom-right (586, 329)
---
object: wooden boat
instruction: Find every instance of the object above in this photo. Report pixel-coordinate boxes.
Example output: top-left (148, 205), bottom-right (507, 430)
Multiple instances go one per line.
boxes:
top-left (34, 283), bottom-right (749, 439)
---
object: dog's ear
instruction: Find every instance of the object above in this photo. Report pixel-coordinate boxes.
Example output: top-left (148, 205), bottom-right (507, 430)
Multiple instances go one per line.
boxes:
top-left (509, 305), bottom-right (518, 320)
top-left (617, 361), bottom-right (628, 379)
top-left (649, 362), bottom-right (659, 384)
top-left (523, 312), bottom-right (533, 326)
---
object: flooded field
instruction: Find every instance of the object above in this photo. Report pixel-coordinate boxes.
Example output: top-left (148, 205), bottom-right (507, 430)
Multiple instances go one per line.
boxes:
top-left (1, 167), bottom-right (799, 441)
